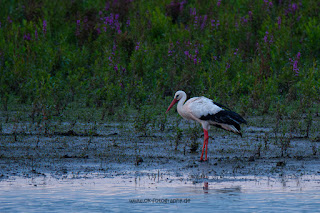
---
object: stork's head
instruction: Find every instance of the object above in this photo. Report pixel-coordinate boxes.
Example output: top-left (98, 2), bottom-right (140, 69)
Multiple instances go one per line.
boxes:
top-left (173, 90), bottom-right (185, 101)
top-left (166, 90), bottom-right (186, 113)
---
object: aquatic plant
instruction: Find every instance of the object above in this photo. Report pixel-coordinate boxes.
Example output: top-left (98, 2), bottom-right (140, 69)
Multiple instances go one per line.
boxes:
top-left (133, 105), bottom-right (156, 136)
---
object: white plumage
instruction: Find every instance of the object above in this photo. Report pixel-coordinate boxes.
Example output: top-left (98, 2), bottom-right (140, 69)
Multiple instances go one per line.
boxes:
top-left (166, 90), bottom-right (247, 161)
top-left (185, 97), bottom-right (222, 120)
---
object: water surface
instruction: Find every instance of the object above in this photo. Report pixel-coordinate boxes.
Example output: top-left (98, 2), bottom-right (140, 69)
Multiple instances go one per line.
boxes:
top-left (1, 174), bottom-right (319, 212)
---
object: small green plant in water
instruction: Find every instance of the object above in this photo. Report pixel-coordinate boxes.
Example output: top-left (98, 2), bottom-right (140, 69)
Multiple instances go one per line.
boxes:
top-left (279, 131), bottom-right (291, 157)
top-left (134, 105), bottom-right (156, 136)
top-left (305, 109), bottom-right (313, 138)
top-left (186, 124), bottom-right (200, 153)
top-left (175, 127), bottom-right (183, 151)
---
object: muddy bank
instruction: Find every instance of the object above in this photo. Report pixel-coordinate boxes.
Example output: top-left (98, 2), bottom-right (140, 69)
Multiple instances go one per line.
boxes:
top-left (0, 114), bottom-right (320, 182)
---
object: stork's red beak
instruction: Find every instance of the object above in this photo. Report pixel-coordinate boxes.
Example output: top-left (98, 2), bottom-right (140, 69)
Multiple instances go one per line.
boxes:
top-left (166, 99), bottom-right (178, 113)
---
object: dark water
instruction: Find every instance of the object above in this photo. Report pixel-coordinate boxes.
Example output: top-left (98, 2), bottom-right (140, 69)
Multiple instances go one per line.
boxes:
top-left (1, 175), bottom-right (320, 212)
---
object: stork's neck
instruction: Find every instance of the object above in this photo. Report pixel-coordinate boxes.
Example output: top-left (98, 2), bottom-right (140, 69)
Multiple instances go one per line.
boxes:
top-left (177, 92), bottom-right (187, 114)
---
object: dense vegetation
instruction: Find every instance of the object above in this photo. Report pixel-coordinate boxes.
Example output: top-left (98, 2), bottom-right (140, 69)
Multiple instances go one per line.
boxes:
top-left (1, 0), bottom-right (319, 121)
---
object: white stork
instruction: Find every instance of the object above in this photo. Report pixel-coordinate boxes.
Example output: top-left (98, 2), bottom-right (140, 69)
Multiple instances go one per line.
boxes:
top-left (166, 90), bottom-right (247, 161)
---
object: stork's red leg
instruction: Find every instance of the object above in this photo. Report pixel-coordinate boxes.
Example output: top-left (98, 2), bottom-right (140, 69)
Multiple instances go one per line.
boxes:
top-left (204, 129), bottom-right (209, 161)
top-left (200, 129), bottom-right (209, 161)
top-left (200, 139), bottom-right (206, 161)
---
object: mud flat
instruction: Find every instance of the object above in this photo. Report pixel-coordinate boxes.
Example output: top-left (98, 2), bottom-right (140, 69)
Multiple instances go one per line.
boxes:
top-left (1, 113), bottom-right (320, 181)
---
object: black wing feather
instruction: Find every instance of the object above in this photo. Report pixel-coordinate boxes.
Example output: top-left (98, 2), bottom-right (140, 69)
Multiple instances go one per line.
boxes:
top-left (200, 110), bottom-right (247, 132)
top-left (213, 101), bottom-right (232, 111)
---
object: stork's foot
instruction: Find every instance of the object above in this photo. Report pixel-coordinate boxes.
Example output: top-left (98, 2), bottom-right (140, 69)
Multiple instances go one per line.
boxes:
top-left (199, 158), bottom-right (208, 162)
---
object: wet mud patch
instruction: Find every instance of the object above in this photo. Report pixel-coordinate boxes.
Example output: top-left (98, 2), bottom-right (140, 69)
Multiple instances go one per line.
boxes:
top-left (0, 115), bottom-right (319, 182)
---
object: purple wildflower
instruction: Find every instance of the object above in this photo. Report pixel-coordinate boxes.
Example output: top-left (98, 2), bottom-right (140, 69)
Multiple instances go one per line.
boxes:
top-left (114, 15), bottom-right (121, 34)
top-left (201, 15), bottom-right (207, 29)
top-left (126, 19), bottom-right (130, 27)
top-left (43, 20), bottom-right (47, 35)
top-left (290, 52), bottom-right (301, 76)
top-left (35, 29), bottom-right (38, 40)
top-left (217, 0), bottom-right (221, 7)
top-left (263, 31), bottom-right (274, 44)
top-left (179, 1), bottom-right (186, 11)
top-left (213, 56), bottom-right (217, 60)
top-left (190, 8), bottom-right (196, 16)
top-left (269, 35), bottom-right (274, 44)
top-left (296, 52), bottom-right (301, 60)
top-left (194, 16), bottom-right (198, 27)
top-left (104, 13), bottom-right (122, 34)
top-left (114, 65), bottom-right (119, 72)
top-left (264, 31), bottom-right (269, 43)
top-left (211, 19), bottom-right (220, 29)
top-left (23, 33), bottom-right (31, 41)
top-left (104, 16), bottom-right (111, 25)
top-left (168, 43), bottom-right (174, 56)
top-left (234, 48), bottom-right (238, 55)
top-left (225, 63), bottom-right (231, 72)
top-left (293, 61), bottom-right (299, 75)
top-left (7, 16), bottom-right (12, 24)
top-left (263, 0), bottom-right (273, 10)
top-left (297, 15), bottom-right (301, 22)
top-left (241, 16), bottom-right (248, 25)
top-left (193, 58), bottom-right (197, 64)
top-left (135, 42), bottom-right (140, 50)
top-left (76, 20), bottom-right (81, 36)
top-left (105, 2), bottom-right (110, 11)
top-left (292, 3), bottom-right (298, 12)
top-left (277, 16), bottom-right (281, 29)
top-left (211, 19), bottom-right (215, 27)
top-left (286, 3), bottom-right (299, 15)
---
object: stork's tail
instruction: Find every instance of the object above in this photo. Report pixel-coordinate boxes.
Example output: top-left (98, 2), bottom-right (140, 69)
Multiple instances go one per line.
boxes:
top-left (201, 110), bottom-right (247, 136)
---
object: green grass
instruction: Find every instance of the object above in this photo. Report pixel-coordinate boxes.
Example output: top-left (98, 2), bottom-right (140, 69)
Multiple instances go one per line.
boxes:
top-left (0, 0), bottom-right (319, 124)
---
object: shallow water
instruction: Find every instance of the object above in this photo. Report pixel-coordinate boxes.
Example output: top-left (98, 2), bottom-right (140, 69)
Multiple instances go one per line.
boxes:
top-left (1, 174), bottom-right (320, 212)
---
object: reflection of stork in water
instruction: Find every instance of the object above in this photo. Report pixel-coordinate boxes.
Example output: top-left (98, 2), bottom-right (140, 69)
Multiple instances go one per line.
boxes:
top-left (203, 182), bottom-right (209, 192)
